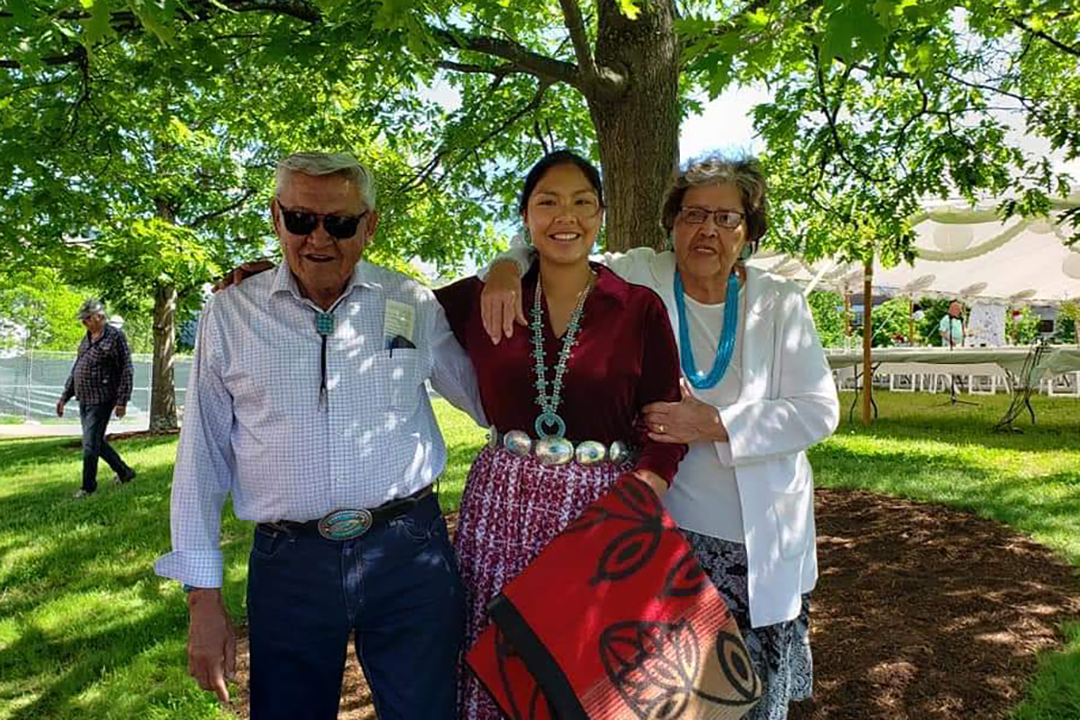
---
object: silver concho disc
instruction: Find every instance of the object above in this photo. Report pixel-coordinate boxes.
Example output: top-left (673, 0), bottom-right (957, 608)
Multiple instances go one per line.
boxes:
top-left (536, 436), bottom-right (573, 465)
top-left (503, 430), bottom-right (533, 457)
top-left (608, 441), bottom-right (631, 465)
top-left (575, 440), bottom-right (606, 466)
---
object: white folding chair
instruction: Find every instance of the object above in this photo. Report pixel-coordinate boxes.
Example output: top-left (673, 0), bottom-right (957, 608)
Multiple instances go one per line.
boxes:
top-left (1047, 371), bottom-right (1080, 398)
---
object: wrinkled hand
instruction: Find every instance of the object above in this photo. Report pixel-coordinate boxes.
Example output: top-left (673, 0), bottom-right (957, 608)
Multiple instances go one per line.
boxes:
top-left (213, 259), bottom-right (275, 292)
top-left (56, 400), bottom-right (65, 418)
top-left (114, 405), bottom-right (126, 419)
top-left (642, 378), bottom-right (728, 444)
top-left (480, 260), bottom-right (527, 345)
top-left (187, 589), bottom-right (237, 705)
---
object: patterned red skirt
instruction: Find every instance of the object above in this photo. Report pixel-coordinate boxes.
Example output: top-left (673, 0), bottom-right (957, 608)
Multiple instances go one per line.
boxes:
top-left (455, 445), bottom-right (631, 720)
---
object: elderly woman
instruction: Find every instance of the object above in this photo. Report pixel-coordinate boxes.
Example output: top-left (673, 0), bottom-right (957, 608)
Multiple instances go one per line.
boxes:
top-left (481, 153), bottom-right (840, 720)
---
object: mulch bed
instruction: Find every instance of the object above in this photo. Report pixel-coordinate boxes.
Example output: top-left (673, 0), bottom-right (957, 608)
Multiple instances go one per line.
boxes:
top-left (225, 489), bottom-right (1080, 719)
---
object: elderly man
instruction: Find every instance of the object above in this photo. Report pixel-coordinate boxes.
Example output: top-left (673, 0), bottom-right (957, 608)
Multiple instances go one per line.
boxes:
top-left (57, 298), bottom-right (136, 499)
top-left (939, 300), bottom-right (965, 348)
top-left (154, 152), bottom-right (485, 719)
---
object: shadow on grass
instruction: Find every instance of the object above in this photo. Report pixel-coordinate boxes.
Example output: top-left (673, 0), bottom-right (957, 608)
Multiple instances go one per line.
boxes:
top-left (0, 437), bottom-right (80, 471)
top-left (0, 601), bottom-right (187, 720)
top-left (810, 442), bottom-right (1080, 566)
top-left (0, 445), bottom-right (253, 720)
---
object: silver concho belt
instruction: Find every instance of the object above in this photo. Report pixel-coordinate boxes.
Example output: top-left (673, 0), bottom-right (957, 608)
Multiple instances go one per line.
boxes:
top-left (488, 428), bottom-right (633, 466)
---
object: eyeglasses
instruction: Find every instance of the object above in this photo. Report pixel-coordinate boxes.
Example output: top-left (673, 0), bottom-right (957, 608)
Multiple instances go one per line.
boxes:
top-left (679, 206), bottom-right (745, 229)
top-left (529, 195), bottom-right (603, 220)
top-left (277, 201), bottom-right (368, 240)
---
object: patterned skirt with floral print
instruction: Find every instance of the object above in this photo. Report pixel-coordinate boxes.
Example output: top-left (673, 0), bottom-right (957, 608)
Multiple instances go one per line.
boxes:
top-left (683, 529), bottom-right (814, 720)
top-left (454, 445), bottom-right (632, 720)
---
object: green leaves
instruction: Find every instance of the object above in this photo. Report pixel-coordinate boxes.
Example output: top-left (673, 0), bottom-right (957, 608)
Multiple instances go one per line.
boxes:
top-left (819, 0), bottom-right (890, 66)
top-left (81, 0), bottom-right (116, 46)
top-left (617, 0), bottom-right (641, 20)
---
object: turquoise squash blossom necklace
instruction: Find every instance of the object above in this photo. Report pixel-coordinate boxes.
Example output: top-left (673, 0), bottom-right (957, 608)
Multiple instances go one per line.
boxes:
top-left (531, 271), bottom-right (596, 439)
top-left (674, 269), bottom-right (740, 390)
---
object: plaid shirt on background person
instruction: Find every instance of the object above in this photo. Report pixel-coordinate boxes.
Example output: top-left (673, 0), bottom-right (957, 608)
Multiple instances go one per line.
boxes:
top-left (60, 324), bottom-right (134, 407)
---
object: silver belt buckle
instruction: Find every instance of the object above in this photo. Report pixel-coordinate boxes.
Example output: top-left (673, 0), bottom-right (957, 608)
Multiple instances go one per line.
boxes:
top-left (318, 508), bottom-right (374, 540)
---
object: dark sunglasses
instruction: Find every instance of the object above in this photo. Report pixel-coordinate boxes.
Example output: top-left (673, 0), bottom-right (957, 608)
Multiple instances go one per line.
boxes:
top-left (277, 201), bottom-right (368, 240)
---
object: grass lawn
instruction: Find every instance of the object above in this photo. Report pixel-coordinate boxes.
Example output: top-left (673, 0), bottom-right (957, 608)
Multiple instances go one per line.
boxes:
top-left (0, 392), bottom-right (1077, 719)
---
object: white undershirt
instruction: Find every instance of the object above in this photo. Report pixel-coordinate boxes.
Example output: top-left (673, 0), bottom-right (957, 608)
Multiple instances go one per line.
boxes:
top-left (663, 290), bottom-right (747, 542)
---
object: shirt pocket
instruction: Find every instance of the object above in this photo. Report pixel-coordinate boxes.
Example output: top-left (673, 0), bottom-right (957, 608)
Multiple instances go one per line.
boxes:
top-left (367, 349), bottom-right (428, 413)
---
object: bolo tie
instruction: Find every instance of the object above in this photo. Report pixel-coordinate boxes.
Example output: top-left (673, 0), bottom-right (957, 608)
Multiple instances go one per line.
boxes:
top-left (316, 311), bottom-right (334, 412)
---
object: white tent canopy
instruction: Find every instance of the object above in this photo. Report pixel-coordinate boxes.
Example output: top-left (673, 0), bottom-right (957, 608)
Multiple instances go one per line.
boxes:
top-left (752, 192), bottom-right (1080, 305)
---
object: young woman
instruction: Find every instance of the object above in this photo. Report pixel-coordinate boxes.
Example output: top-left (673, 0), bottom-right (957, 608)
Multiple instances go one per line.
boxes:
top-left (434, 150), bottom-right (687, 720)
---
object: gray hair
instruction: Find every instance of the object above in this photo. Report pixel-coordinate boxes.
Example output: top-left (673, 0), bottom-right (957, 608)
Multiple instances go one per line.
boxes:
top-left (77, 298), bottom-right (106, 319)
top-left (659, 152), bottom-right (769, 246)
top-left (276, 152), bottom-right (377, 209)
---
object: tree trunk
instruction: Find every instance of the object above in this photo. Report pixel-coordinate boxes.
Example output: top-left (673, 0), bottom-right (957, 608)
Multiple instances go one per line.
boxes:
top-left (150, 282), bottom-right (179, 432)
top-left (589, 0), bottom-right (681, 251)
top-left (149, 198), bottom-right (179, 433)
top-left (862, 256), bottom-right (874, 425)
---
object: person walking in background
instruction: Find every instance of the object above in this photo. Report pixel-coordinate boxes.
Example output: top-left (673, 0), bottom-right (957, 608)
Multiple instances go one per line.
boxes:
top-left (56, 298), bottom-right (136, 499)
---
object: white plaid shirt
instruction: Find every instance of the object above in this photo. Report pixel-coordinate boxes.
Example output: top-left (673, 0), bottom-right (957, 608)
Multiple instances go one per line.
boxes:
top-left (154, 262), bottom-right (486, 588)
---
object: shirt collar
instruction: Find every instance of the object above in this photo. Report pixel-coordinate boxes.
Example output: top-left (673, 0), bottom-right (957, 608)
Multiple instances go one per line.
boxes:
top-left (85, 323), bottom-right (113, 343)
top-left (270, 261), bottom-right (382, 304)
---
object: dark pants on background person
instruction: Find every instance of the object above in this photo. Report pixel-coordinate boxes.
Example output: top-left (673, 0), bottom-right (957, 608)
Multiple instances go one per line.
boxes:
top-left (246, 491), bottom-right (465, 720)
top-left (79, 402), bottom-right (131, 493)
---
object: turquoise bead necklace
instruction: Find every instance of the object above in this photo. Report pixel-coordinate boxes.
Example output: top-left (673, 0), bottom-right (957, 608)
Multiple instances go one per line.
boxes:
top-left (530, 270), bottom-right (596, 439)
top-left (674, 269), bottom-right (739, 390)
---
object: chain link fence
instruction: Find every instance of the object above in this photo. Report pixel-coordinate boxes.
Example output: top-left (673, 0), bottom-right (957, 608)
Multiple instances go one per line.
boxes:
top-left (0, 350), bottom-right (192, 421)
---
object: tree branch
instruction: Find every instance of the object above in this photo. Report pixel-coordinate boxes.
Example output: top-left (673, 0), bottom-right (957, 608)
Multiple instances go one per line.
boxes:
top-left (435, 60), bottom-right (517, 78)
top-left (0, 70), bottom-right (76, 100)
top-left (1, 0), bottom-right (318, 69)
top-left (216, 0), bottom-right (320, 23)
top-left (187, 188), bottom-right (259, 228)
top-left (557, 0), bottom-right (598, 81)
top-left (0, 50), bottom-right (85, 70)
top-left (813, 46), bottom-right (889, 185)
top-left (1011, 19), bottom-right (1080, 57)
top-left (397, 79), bottom-right (552, 195)
top-left (432, 26), bottom-right (582, 90)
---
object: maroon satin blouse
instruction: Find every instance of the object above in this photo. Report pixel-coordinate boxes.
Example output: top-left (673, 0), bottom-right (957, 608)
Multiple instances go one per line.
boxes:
top-left (435, 263), bottom-right (686, 485)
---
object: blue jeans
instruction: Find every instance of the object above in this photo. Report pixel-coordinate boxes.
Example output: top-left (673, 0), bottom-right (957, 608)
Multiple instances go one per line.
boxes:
top-left (246, 492), bottom-right (465, 720)
top-left (79, 402), bottom-right (130, 493)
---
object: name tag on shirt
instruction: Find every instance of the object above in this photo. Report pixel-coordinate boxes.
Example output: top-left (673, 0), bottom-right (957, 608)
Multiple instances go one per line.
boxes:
top-left (384, 300), bottom-right (416, 350)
